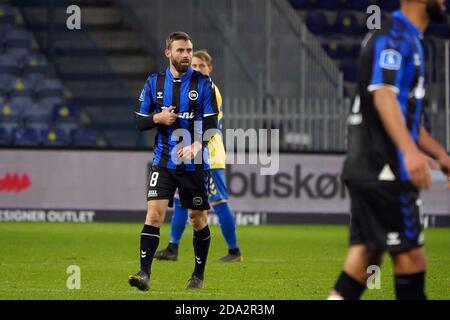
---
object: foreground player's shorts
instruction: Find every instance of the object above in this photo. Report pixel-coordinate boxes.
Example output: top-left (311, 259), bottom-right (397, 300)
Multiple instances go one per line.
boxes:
top-left (146, 166), bottom-right (210, 210)
top-left (208, 169), bottom-right (229, 203)
top-left (346, 181), bottom-right (424, 253)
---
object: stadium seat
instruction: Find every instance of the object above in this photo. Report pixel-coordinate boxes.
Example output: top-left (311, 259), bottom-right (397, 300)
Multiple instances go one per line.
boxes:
top-left (26, 118), bottom-right (50, 132)
top-left (53, 103), bottom-right (79, 131)
top-left (0, 54), bottom-right (19, 75)
top-left (23, 73), bottom-right (46, 88)
top-left (334, 11), bottom-right (360, 36)
top-left (11, 127), bottom-right (38, 146)
top-left (5, 47), bottom-right (31, 68)
top-left (4, 29), bottom-right (32, 50)
top-left (0, 74), bottom-right (15, 97)
top-left (348, 43), bottom-right (361, 59)
top-left (0, 4), bottom-right (15, 26)
top-left (379, 0), bottom-right (400, 11)
top-left (289, 0), bottom-right (315, 10)
top-left (9, 78), bottom-right (34, 98)
top-left (322, 41), bottom-right (346, 59)
top-left (39, 96), bottom-right (64, 110)
top-left (40, 128), bottom-right (69, 146)
top-left (0, 117), bottom-right (21, 133)
top-left (340, 59), bottom-right (357, 82)
top-left (305, 11), bottom-right (330, 35)
top-left (35, 78), bottom-right (63, 99)
top-left (71, 128), bottom-right (97, 147)
top-left (319, 0), bottom-right (340, 10)
top-left (22, 102), bottom-right (53, 122)
top-left (0, 127), bottom-right (11, 145)
top-left (9, 96), bottom-right (33, 108)
top-left (0, 101), bottom-right (23, 120)
top-left (23, 54), bottom-right (48, 75)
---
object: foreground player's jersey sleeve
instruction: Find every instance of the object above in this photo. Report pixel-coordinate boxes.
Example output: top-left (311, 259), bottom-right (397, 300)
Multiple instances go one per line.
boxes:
top-left (208, 84), bottom-right (226, 169)
top-left (136, 76), bottom-right (156, 117)
top-left (202, 77), bottom-right (219, 117)
top-left (368, 35), bottom-right (411, 95)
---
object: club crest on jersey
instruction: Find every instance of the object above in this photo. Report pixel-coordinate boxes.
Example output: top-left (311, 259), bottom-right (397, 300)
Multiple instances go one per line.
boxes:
top-left (157, 91), bottom-right (163, 99)
top-left (379, 49), bottom-right (402, 70)
top-left (189, 90), bottom-right (198, 101)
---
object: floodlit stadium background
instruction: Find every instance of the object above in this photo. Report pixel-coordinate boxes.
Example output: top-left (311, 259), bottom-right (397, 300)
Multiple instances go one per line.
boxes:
top-left (0, 0), bottom-right (449, 300)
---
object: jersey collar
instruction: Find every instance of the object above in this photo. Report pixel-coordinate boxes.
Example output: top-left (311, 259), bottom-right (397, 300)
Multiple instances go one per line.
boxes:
top-left (392, 11), bottom-right (423, 39)
top-left (166, 67), bottom-right (193, 82)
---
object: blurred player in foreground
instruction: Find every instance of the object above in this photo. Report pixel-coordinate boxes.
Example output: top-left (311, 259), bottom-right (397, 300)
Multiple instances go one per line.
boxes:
top-left (329, 0), bottom-right (450, 300)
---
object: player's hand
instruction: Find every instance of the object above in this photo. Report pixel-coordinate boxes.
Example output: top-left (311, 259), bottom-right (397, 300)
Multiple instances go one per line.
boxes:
top-left (437, 153), bottom-right (450, 189)
top-left (155, 106), bottom-right (177, 126)
top-left (177, 141), bottom-right (202, 160)
top-left (404, 149), bottom-right (433, 190)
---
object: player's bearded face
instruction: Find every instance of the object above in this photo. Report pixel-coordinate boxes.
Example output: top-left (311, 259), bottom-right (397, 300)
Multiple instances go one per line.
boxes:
top-left (172, 55), bottom-right (191, 73)
top-left (168, 41), bottom-right (193, 74)
top-left (426, 0), bottom-right (447, 23)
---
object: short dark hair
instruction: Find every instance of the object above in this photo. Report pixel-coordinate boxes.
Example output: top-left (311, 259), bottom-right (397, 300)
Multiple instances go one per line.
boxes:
top-left (166, 31), bottom-right (192, 49)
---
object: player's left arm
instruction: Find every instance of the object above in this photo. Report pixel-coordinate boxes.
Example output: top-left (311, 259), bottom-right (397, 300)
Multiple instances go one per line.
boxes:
top-left (418, 126), bottom-right (450, 188)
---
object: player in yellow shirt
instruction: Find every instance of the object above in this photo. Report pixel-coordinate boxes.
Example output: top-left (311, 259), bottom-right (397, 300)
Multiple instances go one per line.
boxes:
top-left (154, 50), bottom-right (243, 262)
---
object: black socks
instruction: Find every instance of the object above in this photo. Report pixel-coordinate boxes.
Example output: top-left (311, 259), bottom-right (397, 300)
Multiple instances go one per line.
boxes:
top-left (140, 224), bottom-right (160, 276)
top-left (192, 225), bottom-right (211, 280)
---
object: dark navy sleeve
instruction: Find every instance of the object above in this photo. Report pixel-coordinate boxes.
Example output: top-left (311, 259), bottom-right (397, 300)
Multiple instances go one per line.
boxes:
top-left (368, 35), bottom-right (410, 95)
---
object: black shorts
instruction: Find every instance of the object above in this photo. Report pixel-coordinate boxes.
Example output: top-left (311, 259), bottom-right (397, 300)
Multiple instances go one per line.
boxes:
top-left (346, 180), bottom-right (424, 253)
top-left (146, 166), bottom-right (210, 210)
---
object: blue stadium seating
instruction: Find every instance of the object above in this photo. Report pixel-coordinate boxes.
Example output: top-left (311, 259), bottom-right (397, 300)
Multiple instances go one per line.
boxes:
top-left (23, 54), bottom-right (48, 75)
top-left (0, 127), bottom-right (11, 145)
top-left (340, 59), bottom-right (357, 82)
top-left (0, 54), bottom-right (19, 75)
top-left (11, 127), bottom-right (38, 146)
top-left (1, 100), bottom-right (23, 120)
top-left (4, 29), bottom-right (32, 50)
top-left (71, 128), bottom-right (97, 147)
top-left (35, 78), bottom-right (63, 99)
top-left (334, 11), bottom-right (361, 36)
top-left (322, 42), bottom-right (346, 60)
top-left (0, 4), bottom-right (15, 26)
top-left (10, 95), bottom-right (33, 107)
top-left (9, 78), bottom-right (34, 98)
top-left (379, 0), bottom-right (400, 11)
top-left (40, 128), bottom-right (70, 146)
top-left (306, 11), bottom-right (329, 35)
top-left (0, 2), bottom-right (90, 148)
top-left (0, 74), bottom-right (14, 97)
top-left (349, 0), bottom-right (372, 11)
top-left (319, 0), bottom-right (340, 10)
top-left (22, 102), bottom-right (53, 122)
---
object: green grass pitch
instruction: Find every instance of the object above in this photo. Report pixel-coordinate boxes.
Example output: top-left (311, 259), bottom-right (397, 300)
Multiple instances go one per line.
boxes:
top-left (0, 223), bottom-right (449, 300)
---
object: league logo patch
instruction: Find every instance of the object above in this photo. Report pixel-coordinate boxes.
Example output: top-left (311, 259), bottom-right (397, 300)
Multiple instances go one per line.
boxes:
top-left (139, 89), bottom-right (145, 102)
top-left (379, 49), bottom-right (402, 71)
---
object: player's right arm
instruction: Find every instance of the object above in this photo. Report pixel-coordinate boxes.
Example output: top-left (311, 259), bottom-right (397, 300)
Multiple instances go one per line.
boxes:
top-left (135, 76), bottom-right (177, 131)
top-left (369, 35), bottom-right (431, 189)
